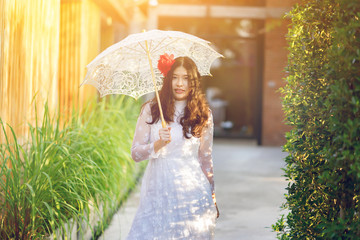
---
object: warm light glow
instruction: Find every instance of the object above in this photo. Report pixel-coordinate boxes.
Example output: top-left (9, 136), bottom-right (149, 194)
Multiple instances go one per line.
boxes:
top-left (149, 0), bottom-right (158, 7)
top-left (106, 16), bottom-right (112, 26)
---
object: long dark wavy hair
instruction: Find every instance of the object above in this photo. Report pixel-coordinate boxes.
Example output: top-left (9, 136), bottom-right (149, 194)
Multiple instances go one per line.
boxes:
top-left (145, 56), bottom-right (210, 139)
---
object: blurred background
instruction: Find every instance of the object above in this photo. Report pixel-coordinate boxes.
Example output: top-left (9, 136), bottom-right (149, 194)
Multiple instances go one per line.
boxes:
top-left (0, 0), bottom-right (297, 146)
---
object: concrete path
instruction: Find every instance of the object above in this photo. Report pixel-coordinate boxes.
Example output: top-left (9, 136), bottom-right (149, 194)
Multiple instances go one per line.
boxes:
top-left (100, 139), bottom-right (288, 240)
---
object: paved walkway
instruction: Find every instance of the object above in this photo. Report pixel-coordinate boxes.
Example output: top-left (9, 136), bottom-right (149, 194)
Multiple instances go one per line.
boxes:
top-left (100, 139), bottom-right (288, 240)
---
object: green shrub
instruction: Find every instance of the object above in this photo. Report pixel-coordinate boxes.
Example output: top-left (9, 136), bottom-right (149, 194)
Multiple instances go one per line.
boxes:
top-left (0, 95), bottom-right (144, 239)
top-left (273, 0), bottom-right (360, 239)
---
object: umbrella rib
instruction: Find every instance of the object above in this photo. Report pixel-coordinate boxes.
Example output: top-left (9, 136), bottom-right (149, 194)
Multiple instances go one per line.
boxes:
top-left (148, 39), bottom-right (154, 52)
top-left (152, 38), bottom-right (181, 54)
top-left (123, 45), bottom-right (144, 54)
top-left (137, 42), bottom-right (147, 53)
top-left (150, 38), bottom-right (167, 54)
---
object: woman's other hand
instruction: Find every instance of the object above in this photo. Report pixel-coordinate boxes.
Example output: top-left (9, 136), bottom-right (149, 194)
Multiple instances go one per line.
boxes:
top-left (215, 202), bottom-right (220, 219)
top-left (212, 193), bottom-right (219, 218)
top-left (154, 127), bottom-right (171, 152)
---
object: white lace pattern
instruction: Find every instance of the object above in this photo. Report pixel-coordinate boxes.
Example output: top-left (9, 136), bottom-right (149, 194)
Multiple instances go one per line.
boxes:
top-left (128, 100), bottom-right (216, 239)
top-left (80, 30), bottom-right (223, 99)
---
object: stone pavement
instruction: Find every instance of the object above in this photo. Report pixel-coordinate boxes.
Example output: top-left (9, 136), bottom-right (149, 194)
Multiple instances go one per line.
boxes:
top-left (100, 139), bottom-right (288, 240)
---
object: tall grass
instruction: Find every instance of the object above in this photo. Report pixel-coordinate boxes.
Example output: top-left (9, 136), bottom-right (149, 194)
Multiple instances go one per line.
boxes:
top-left (0, 95), bottom-right (144, 239)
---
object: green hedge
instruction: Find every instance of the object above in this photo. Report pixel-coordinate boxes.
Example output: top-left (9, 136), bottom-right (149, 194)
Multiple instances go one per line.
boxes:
top-left (0, 96), bottom-right (144, 239)
top-left (273, 0), bottom-right (360, 239)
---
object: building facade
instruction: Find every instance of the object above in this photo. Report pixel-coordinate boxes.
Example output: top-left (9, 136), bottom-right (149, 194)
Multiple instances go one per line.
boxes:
top-left (1, 0), bottom-right (297, 146)
top-left (142, 0), bottom-right (296, 145)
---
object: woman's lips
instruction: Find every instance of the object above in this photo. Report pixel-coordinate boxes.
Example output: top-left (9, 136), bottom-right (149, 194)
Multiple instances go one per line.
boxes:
top-left (175, 89), bottom-right (185, 94)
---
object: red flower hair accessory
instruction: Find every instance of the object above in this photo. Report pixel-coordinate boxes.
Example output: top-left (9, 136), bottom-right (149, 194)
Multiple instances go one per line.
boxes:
top-left (157, 53), bottom-right (175, 77)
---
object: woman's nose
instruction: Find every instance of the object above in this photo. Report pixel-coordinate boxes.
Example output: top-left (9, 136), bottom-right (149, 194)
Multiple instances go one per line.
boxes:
top-left (176, 78), bottom-right (183, 86)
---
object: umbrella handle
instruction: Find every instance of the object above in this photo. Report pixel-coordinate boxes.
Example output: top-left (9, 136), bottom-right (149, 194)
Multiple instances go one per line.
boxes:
top-left (144, 35), bottom-right (167, 129)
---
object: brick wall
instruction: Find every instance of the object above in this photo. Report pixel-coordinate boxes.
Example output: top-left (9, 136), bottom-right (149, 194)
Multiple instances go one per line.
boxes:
top-left (261, 0), bottom-right (297, 145)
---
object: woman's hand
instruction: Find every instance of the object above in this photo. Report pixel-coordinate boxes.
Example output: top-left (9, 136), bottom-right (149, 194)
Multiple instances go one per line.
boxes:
top-left (215, 202), bottom-right (220, 219)
top-left (154, 127), bottom-right (171, 153)
top-left (159, 126), bottom-right (171, 142)
top-left (212, 193), bottom-right (219, 219)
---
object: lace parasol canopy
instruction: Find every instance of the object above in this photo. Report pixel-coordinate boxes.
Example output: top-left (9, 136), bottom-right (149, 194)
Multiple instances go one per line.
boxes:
top-left (80, 29), bottom-right (223, 99)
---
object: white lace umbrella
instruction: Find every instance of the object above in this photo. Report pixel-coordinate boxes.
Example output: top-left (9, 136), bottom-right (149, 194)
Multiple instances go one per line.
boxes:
top-left (80, 29), bottom-right (223, 127)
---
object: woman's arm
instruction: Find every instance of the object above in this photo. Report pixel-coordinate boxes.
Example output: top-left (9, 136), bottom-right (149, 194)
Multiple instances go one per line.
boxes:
top-left (198, 112), bottom-right (215, 197)
top-left (131, 103), bottom-right (171, 162)
top-left (131, 103), bottom-right (159, 162)
top-left (198, 111), bottom-right (219, 218)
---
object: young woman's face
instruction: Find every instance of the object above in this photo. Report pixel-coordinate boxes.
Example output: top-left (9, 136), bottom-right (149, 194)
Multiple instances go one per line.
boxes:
top-left (172, 66), bottom-right (190, 101)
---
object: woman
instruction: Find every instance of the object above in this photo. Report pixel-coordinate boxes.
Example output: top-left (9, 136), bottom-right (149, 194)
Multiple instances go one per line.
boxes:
top-left (127, 54), bottom-right (219, 240)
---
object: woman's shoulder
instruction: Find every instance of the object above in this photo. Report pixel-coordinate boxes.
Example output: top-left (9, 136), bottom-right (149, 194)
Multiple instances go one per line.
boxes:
top-left (205, 107), bottom-right (213, 126)
top-left (205, 106), bottom-right (213, 117)
top-left (140, 100), bottom-right (153, 116)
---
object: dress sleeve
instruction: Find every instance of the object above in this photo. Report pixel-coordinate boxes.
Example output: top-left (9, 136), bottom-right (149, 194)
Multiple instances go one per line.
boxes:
top-left (198, 111), bottom-right (215, 196)
top-left (131, 103), bottom-right (160, 162)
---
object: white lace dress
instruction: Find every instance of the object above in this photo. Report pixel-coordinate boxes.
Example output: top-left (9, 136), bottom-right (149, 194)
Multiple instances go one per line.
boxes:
top-left (126, 100), bottom-right (217, 240)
